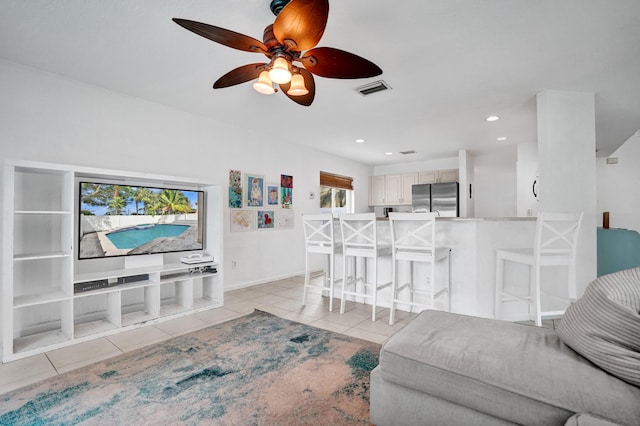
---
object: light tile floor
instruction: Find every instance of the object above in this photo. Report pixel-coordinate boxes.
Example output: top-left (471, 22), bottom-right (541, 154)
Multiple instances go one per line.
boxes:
top-left (0, 274), bottom-right (418, 396)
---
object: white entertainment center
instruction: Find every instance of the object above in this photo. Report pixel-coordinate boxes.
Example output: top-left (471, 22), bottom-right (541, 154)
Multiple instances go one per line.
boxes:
top-left (1, 160), bottom-right (223, 363)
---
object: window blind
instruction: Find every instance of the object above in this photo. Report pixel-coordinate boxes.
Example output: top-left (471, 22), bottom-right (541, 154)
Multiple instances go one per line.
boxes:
top-left (320, 171), bottom-right (353, 190)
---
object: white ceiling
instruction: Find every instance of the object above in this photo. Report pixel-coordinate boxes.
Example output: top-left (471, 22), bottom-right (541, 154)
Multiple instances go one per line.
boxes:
top-left (1, 0), bottom-right (639, 165)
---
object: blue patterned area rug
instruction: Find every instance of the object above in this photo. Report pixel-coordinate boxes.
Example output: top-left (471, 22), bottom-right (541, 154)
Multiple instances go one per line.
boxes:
top-left (0, 310), bottom-right (381, 425)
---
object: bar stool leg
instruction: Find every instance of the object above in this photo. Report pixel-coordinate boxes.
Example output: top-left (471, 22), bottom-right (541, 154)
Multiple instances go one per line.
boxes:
top-left (533, 265), bottom-right (542, 326)
top-left (340, 251), bottom-right (349, 315)
top-left (389, 255), bottom-right (398, 325)
top-left (302, 250), bottom-right (310, 307)
top-left (495, 254), bottom-right (505, 320)
top-left (371, 257), bottom-right (377, 322)
top-left (328, 253), bottom-right (334, 312)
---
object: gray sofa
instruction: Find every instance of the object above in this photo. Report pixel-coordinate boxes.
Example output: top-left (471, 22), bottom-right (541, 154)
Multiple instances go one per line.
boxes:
top-left (371, 268), bottom-right (640, 426)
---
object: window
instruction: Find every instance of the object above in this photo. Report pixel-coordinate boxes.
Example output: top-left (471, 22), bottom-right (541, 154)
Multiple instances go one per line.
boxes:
top-left (319, 171), bottom-right (354, 217)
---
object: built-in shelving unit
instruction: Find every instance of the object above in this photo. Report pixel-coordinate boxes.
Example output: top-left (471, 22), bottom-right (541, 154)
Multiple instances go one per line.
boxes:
top-left (1, 160), bottom-right (223, 363)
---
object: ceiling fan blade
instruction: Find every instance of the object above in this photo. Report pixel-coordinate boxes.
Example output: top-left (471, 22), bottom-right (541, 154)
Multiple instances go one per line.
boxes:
top-left (280, 68), bottom-right (316, 106)
top-left (300, 47), bottom-right (382, 79)
top-left (273, 0), bottom-right (329, 52)
top-left (173, 18), bottom-right (268, 54)
top-left (214, 63), bottom-right (266, 89)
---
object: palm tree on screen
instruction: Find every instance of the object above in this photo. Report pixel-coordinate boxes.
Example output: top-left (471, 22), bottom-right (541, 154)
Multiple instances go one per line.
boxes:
top-left (158, 190), bottom-right (192, 215)
top-left (132, 187), bottom-right (154, 215)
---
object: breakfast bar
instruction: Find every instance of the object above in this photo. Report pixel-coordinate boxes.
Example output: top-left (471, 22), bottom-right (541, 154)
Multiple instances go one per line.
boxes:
top-left (332, 216), bottom-right (536, 320)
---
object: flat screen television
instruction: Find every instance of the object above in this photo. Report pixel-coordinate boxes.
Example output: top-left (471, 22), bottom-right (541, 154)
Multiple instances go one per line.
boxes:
top-left (78, 181), bottom-right (205, 260)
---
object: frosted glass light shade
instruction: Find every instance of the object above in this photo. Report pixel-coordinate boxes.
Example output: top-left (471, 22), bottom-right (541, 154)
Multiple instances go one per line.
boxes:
top-left (287, 74), bottom-right (309, 96)
top-left (268, 57), bottom-right (292, 84)
top-left (253, 71), bottom-right (275, 95)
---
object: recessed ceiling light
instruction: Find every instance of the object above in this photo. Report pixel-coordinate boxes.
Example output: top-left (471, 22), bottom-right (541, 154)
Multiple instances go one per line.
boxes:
top-left (385, 152), bottom-right (393, 156)
top-left (485, 115), bottom-right (500, 122)
top-left (496, 137), bottom-right (508, 141)
top-left (355, 139), bottom-right (365, 143)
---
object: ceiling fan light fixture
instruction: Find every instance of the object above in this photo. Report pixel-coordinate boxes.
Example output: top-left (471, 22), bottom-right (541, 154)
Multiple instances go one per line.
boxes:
top-left (269, 57), bottom-right (292, 84)
top-left (287, 73), bottom-right (309, 96)
top-left (253, 71), bottom-right (276, 95)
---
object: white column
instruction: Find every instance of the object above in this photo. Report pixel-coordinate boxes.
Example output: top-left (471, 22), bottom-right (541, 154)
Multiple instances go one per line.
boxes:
top-left (458, 149), bottom-right (475, 218)
top-left (516, 142), bottom-right (538, 217)
top-left (537, 90), bottom-right (597, 295)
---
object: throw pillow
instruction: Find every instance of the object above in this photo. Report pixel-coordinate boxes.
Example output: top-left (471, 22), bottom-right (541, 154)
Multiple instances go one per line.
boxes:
top-left (556, 267), bottom-right (640, 386)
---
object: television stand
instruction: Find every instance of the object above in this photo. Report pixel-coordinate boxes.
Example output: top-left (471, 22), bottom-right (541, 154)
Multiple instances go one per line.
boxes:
top-left (1, 159), bottom-right (223, 363)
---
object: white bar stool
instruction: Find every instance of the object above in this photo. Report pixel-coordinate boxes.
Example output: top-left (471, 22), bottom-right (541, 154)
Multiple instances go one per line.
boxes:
top-left (339, 213), bottom-right (392, 322)
top-left (388, 212), bottom-right (451, 325)
top-left (302, 214), bottom-right (342, 311)
top-left (495, 211), bottom-right (583, 326)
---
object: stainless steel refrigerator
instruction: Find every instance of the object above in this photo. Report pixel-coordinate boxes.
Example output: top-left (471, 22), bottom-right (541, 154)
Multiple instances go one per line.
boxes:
top-left (411, 182), bottom-right (459, 217)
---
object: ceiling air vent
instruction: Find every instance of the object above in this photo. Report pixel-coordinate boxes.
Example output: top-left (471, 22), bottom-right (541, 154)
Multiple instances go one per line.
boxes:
top-left (355, 80), bottom-right (391, 96)
top-left (400, 150), bottom-right (417, 155)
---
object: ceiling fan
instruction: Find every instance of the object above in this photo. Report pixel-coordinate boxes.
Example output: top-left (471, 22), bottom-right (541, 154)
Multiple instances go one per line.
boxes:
top-left (173, 0), bottom-right (382, 106)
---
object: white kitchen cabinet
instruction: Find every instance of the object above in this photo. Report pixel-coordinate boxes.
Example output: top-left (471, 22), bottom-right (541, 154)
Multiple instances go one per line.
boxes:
top-left (418, 170), bottom-right (438, 184)
top-left (384, 174), bottom-right (403, 205)
top-left (369, 173), bottom-right (417, 206)
top-left (419, 169), bottom-right (458, 184)
top-left (438, 169), bottom-right (459, 183)
top-left (369, 175), bottom-right (386, 206)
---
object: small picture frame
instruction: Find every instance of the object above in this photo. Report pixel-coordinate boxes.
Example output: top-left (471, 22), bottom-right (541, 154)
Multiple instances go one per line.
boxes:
top-left (276, 210), bottom-right (294, 229)
top-left (267, 184), bottom-right (279, 206)
top-left (230, 210), bottom-right (254, 232)
top-left (257, 210), bottom-right (275, 230)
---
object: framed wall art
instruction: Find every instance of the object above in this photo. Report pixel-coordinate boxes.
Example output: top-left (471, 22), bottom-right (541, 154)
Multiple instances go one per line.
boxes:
top-left (257, 210), bottom-right (275, 230)
top-left (228, 169), bottom-right (242, 208)
top-left (267, 184), bottom-right (279, 206)
top-left (276, 209), bottom-right (294, 229)
top-left (245, 174), bottom-right (264, 207)
top-left (280, 174), bottom-right (293, 208)
top-left (230, 210), bottom-right (254, 232)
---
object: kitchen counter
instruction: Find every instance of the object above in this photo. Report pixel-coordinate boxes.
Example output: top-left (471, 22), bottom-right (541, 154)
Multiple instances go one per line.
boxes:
top-left (377, 216), bottom-right (536, 222)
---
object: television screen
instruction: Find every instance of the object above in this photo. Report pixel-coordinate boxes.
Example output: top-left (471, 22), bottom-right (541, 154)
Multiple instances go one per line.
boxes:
top-left (78, 182), bottom-right (205, 259)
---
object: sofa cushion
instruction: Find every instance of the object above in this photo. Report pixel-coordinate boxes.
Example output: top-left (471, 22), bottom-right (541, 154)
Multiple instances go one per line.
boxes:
top-left (564, 413), bottom-right (625, 426)
top-left (379, 311), bottom-right (640, 426)
top-left (556, 267), bottom-right (640, 386)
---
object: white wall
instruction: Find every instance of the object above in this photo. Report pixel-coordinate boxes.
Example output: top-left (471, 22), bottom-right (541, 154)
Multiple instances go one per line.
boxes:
top-left (596, 131), bottom-right (640, 232)
top-left (516, 142), bottom-right (539, 217)
top-left (0, 60), bottom-right (372, 290)
top-left (472, 147), bottom-right (518, 217)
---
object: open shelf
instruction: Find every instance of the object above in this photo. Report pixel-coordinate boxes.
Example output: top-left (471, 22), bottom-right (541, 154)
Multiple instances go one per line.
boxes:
top-left (74, 319), bottom-right (119, 339)
top-left (121, 286), bottom-right (159, 327)
top-left (14, 290), bottom-right (70, 308)
top-left (12, 299), bottom-right (73, 355)
top-left (160, 303), bottom-right (191, 317)
top-left (122, 310), bottom-right (156, 327)
top-left (73, 292), bottom-right (120, 338)
top-left (14, 329), bottom-right (70, 354)
top-left (14, 252), bottom-right (71, 262)
top-left (3, 160), bottom-right (222, 362)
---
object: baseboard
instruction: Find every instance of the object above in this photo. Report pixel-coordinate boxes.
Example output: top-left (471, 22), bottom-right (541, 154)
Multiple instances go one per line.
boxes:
top-left (224, 269), bottom-right (321, 292)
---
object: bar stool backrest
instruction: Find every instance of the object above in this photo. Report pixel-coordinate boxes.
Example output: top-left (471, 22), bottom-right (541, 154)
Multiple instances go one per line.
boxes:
top-left (303, 213), bottom-right (336, 255)
top-left (535, 212), bottom-right (583, 263)
top-left (389, 212), bottom-right (438, 260)
top-left (340, 213), bottom-right (378, 258)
